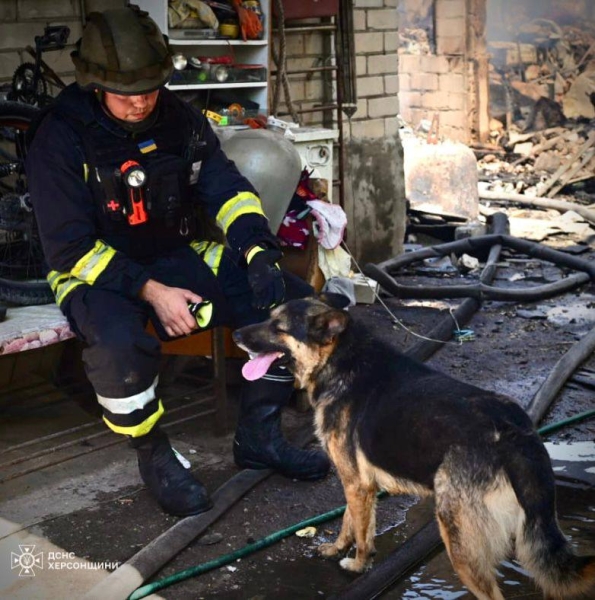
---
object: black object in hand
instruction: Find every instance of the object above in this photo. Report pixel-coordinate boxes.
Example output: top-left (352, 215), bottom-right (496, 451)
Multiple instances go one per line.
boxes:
top-left (247, 248), bottom-right (285, 310)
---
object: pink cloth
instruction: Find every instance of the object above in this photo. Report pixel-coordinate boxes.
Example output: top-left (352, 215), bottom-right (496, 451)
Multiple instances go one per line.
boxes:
top-left (305, 200), bottom-right (347, 250)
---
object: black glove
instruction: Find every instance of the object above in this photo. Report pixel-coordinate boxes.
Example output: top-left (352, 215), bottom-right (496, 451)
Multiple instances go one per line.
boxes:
top-left (246, 247), bottom-right (286, 310)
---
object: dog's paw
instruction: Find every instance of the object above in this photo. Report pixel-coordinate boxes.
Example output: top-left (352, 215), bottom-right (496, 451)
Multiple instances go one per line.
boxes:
top-left (318, 542), bottom-right (340, 558)
top-left (339, 557), bottom-right (368, 573)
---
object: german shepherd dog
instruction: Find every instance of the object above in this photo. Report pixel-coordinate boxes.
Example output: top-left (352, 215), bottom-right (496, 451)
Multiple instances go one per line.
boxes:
top-left (234, 295), bottom-right (595, 600)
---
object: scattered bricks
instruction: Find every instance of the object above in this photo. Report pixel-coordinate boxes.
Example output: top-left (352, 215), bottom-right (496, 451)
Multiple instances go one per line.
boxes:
top-left (355, 31), bottom-right (384, 54)
top-left (367, 8), bottom-right (398, 30)
top-left (359, 76), bottom-right (385, 97)
top-left (368, 53), bottom-right (398, 75)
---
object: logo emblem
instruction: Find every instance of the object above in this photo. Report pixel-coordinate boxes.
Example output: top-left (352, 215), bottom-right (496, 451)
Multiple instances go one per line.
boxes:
top-left (11, 545), bottom-right (43, 577)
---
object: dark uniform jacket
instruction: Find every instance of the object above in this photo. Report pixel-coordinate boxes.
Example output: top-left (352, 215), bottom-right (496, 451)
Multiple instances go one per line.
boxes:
top-left (26, 84), bottom-right (277, 306)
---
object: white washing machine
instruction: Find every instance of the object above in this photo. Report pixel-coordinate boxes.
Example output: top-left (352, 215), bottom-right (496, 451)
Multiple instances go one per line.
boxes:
top-left (287, 127), bottom-right (339, 203)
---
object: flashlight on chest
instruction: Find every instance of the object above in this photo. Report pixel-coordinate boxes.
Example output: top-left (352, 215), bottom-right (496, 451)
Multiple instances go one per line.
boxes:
top-left (120, 160), bottom-right (148, 225)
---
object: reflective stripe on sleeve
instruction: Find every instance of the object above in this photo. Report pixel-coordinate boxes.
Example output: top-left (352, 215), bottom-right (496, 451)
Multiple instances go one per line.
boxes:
top-left (190, 240), bottom-right (225, 276)
top-left (71, 240), bottom-right (116, 284)
top-left (47, 270), bottom-right (86, 306)
top-left (215, 192), bottom-right (266, 235)
top-left (96, 376), bottom-right (159, 414)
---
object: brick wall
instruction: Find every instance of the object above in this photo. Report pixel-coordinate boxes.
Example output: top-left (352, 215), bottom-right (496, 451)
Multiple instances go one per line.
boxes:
top-left (398, 0), bottom-right (474, 143)
top-left (272, 1), bottom-right (406, 263)
top-left (0, 0), bottom-right (125, 96)
top-left (349, 0), bottom-right (400, 139)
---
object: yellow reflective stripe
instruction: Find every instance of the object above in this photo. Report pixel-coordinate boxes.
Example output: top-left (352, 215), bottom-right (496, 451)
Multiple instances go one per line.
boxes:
top-left (71, 240), bottom-right (116, 284)
top-left (190, 240), bottom-right (224, 276)
top-left (55, 279), bottom-right (85, 305)
top-left (103, 400), bottom-right (165, 438)
top-left (47, 270), bottom-right (66, 291)
top-left (83, 163), bottom-right (89, 182)
top-left (216, 192), bottom-right (266, 234)
top-left (246, 245), bottom-right (264, 264)
top-left (47, 270), bottom-right (85, 306)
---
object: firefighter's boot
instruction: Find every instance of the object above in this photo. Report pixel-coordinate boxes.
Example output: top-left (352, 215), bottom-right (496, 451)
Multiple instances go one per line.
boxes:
top-left (233, 370), bottom-right (330, 480)
top-left (132, 426), bottom-right (212, 516)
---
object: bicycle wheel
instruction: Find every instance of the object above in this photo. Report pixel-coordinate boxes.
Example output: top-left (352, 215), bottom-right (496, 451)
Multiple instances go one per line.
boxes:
top-left (0, 101), bottom-right (54, 305)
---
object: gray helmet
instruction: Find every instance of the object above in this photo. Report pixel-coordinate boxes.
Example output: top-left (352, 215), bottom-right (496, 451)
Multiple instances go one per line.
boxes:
top-left (71, 6), bottom-right (173, 95)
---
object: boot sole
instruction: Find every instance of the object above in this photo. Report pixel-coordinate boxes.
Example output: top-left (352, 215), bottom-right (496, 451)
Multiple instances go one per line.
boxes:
top-left (163, 497), bottom-right (214, 518)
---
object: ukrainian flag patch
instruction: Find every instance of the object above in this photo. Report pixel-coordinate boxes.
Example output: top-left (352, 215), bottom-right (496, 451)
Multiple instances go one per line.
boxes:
top-left (138, 139), bottom-right (157, 154)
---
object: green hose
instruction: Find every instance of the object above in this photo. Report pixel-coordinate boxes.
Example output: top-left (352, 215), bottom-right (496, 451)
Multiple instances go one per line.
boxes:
top-left (128, 504), bottom-right (348, 600)
top-left (536, 408), bottom-right (595, 436)
top-left (128, 409), bottom-right (595, 600)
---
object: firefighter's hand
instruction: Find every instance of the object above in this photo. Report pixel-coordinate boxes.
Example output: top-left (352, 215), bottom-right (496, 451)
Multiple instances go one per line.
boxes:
top-left (140, 280), bottom-right (202, 338)
top-left (246, 246), bottom-right (285, 310)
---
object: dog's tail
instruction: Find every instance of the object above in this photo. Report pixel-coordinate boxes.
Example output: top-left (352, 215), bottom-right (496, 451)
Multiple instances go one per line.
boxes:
top-left (505, 439), bottom-right (595, 599)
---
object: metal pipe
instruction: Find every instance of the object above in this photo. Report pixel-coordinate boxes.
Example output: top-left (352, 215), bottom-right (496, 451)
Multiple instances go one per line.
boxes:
top-left (272, 25), bottom-right (336, 34)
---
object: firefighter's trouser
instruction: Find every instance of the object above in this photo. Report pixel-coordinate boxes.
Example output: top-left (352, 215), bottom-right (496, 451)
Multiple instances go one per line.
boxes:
top-left (62, 244), bottom-right (312, 437)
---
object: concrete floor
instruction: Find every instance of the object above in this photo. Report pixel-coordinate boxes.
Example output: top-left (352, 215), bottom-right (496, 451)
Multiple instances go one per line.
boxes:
top-left (1, 225), bottom-right (595, 599)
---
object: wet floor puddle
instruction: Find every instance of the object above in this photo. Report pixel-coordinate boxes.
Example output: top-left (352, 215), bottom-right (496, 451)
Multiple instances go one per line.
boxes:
top-left (381, 482), bottom-right (594, 599)
top-left (217, 443), bottom-right (594, 599)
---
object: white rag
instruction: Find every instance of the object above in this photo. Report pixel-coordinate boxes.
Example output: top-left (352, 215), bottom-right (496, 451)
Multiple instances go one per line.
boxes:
top-left (305, 200), bottom-right (347, 250)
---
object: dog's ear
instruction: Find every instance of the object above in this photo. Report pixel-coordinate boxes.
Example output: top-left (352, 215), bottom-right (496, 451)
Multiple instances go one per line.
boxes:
top-left (317, 292), bottom-right (351, 310)
top-left (310, 309), bottom-right (349, 344)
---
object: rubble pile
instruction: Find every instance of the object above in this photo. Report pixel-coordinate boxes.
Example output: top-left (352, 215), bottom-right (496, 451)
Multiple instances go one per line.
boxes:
top-left (488, 16), bottom-right (595, 131)
top-left (479, 125), bottom-right (595, 200)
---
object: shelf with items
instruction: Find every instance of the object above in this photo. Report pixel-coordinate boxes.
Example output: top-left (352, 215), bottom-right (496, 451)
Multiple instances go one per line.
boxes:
top-left (136, 0), bottom-right (270, 114)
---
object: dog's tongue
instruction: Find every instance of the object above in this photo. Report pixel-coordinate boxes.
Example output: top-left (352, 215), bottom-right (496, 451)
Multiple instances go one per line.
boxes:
top-left (242, 353), bottom-right (282, 381)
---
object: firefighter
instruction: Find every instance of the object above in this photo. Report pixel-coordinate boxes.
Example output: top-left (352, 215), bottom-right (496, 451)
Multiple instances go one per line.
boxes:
top-left (25, 5), bottom-right (329, 517)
